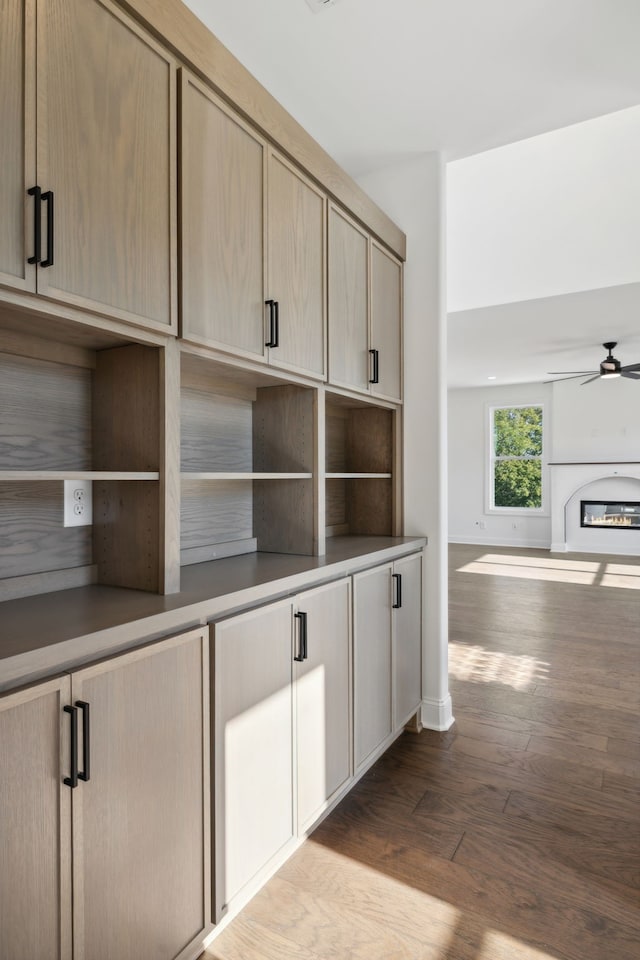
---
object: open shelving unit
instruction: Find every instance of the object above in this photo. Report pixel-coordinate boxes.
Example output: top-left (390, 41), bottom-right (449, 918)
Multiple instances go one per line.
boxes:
top-left (0, 318), bottom-right (175, 601)
top-left (180, 353), bottom-right (318, 565)
top-left (325, 391), bottom-right (399, 539)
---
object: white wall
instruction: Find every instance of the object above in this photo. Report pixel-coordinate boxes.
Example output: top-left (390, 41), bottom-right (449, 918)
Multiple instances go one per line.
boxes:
top-left (447, 105), bottom-right (640, 312)
top-left (448, 382), bottom-right (552, 548)
top-left (550, 376), bottom-right (640, 461)
top-left (358, 153), bottom-right (453, 731)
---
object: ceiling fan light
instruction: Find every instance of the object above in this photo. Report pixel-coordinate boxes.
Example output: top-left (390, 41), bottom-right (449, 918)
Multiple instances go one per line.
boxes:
top-left (600, 356), bottom-right (621, 377)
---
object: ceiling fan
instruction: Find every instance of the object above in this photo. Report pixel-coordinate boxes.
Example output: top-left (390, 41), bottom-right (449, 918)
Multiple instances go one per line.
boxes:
top-left (546, 342), bottom-right (640, 384)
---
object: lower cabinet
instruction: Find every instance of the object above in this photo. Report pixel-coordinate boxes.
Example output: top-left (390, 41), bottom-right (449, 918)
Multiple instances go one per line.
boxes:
top-left (0, 628), bottom-right (210, 960)
top-left (353, 563), bottom-right (393, 770)
top-left (393, 552), bottom-right (423, 727)
top-left (295, 579), bottom-right (351, 833)
top-left (353, 553), bottom-right (423, 771)
top-left (212, 577), bottom-right (351, 920)
top-left (0, 676), bottom-right (72, 960)
top-left (0, 550), bottom-right (421, 958)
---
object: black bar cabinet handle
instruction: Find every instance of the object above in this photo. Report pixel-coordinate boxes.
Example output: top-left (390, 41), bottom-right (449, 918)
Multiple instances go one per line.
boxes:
top-left (369, 348), bottom-right (379, 384)
top-left (63, 705), bottom-right (78, 789)
top-left (27, 185), bottom-right (42, 265)
top-left (76, 700), bottom-right (90, 782)
top-left (392, 573), bottom-right (402, 609)
top-left (41, 190), bottom-right (54, 268)
top-left (265, 299), bottom-right (276, 347)
top-left (294, 611), bottom-right (308, 662)
top-left (272, 300), bottom-right (279, 348)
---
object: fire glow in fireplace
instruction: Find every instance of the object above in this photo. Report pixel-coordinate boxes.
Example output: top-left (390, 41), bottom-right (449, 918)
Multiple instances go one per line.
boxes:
top-left (581, 500), bottom-right (640, 530)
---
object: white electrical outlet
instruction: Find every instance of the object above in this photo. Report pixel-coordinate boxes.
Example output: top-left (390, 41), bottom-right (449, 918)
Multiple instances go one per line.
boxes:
top-left (64, 479), bottom-right (93, 527)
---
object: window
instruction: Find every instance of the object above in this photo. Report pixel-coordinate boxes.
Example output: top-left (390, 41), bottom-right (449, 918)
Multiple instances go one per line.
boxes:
top-left (490, 405), bottom-right (543, 510)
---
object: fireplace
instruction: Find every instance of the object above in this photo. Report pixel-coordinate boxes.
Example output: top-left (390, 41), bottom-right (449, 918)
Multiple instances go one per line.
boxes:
top-left (581, 500), bottom-right (640, 530)
top-left (550, 462), bottom-right (640, 555)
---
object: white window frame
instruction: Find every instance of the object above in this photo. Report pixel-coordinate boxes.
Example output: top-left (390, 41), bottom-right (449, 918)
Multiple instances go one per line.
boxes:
top-left (487, 403), bottom-right (547, 514)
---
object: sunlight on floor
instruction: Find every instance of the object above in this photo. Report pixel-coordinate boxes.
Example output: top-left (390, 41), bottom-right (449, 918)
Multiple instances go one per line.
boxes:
top-left (298, 842), bottom-right (557, 960)
top-left (479, 930), bottom-right (557, 960)
top-left (449, 642), bottom-right (548, 690)
top-left (457, 553), bottom-right (640, 589)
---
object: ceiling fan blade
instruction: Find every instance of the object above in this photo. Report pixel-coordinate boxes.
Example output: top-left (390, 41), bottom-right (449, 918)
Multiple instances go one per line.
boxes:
top-left (580, 374), bottom-right (601, 385)
top-left (621, 370), bottom-right (640, 380)
top-left (544, 372), bottom-right (597, 383)
top-left (621, 362), bottom-right (640, 372)
top-left (546, 370), bottom-right (597, 375)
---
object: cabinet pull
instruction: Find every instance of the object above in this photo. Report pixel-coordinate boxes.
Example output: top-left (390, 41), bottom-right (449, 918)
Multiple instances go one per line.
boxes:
top-left (272, 300), bottom-right (279, 348)
top-left (27, 186), bottom-right (42, 264)
top-left (392, 573), bottom-right (402, 609)
top-left (41, 190), bottom-right (54, 268)
top-left (265, 299), bottom-right (277, 347)
top-left (294, 610), bottom-right (308, 662)
top-left (369, 348), bottom-right (379, 384)
top-left (63, 705), bottom-right (78, 789)
top-left (76, 700), bottom-right (90, 782)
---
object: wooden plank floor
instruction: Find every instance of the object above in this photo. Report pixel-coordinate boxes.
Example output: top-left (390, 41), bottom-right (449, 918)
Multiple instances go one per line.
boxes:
top-left (204, 544), bottom-right (640, 960)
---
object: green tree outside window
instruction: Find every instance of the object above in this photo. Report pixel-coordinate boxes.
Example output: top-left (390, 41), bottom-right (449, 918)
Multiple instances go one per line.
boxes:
top-left (491, 406), bottom-right (543, 509)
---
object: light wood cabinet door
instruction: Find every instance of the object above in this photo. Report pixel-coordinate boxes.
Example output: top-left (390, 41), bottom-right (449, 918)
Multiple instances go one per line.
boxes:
top-left (267, 149), bottom-right (326, 379)
top-left (327, 204), bottom-right (369, 393)
top-left (213, 600), bottom-right (294, 920)
top-left (0, 0), bottom-right (35, 292)
top-left (393, 553), bottom-right (423, 727)
top-left (71, 630), bottom-right (210, 960)
top-left (0, 676), bottom-right (72, 960)
top-left (35, 0), bottom-right (176, 331)
top-left (371, 241), bottom-right (402, 402)
top-left (295, 579), bottom-right (351, 832)
top-left (181, 74), bottom-right (266, 361)
top-left (353, 563), bottom-right (393, 770)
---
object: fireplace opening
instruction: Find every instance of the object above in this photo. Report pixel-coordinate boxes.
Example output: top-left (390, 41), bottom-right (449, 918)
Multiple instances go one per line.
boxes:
top-left (581, 500), bottom-right (640, 530)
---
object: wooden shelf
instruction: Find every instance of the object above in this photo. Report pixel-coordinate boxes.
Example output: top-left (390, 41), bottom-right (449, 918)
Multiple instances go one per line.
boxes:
top-left (181, 472), bottom-right (312, 481)
top-left (0, 471), bottom-right (160, 481)
top-left (326, 473), bottom-right (392, 479)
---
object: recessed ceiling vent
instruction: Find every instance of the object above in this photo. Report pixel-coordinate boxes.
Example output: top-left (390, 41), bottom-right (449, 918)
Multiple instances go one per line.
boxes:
top-left (304, 0), bottom-right (341, 13)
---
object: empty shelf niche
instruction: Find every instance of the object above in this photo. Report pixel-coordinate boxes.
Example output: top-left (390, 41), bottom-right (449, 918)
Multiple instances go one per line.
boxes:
top-left (325, 397), bottom-right (396, 537)
top-left (180, 358), bottom-right (316, 563)
top-left (0, 337), bottom-right (164, 601)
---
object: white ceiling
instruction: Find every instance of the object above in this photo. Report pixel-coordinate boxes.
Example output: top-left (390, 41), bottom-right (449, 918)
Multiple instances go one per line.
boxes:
top-left (183, 0), bottom-right (640, 171)
top-left (448, 283), bottom-right (640, 388)
top-left (182, 0), bottom-right (640, 387)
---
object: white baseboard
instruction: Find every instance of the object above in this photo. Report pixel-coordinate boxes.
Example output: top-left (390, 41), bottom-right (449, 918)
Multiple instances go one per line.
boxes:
top-left (448, 535), bottom-right (551, 550)
top-left (420, 695), bottom-right (454, 731)
top-left (550, 542), bottom-right (568, 552)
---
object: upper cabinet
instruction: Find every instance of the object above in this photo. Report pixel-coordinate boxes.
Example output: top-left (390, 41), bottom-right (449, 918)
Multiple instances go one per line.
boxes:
top-left (0, 0), bottom-right (35, 293)
top-left (0, 0), bottom-right (177, 333)
top-left (180, 75), bottom-right (326, 380)
top-left (328, 204), bottom-right (403, 402)
top-left (180, 75), bottom-right (266, 361)
top-left (327, 205), bottom-right (369, 394)
top-left (266, 149), bottom-right (326, 379)
top-left (370, 241), bottom-right (402, 402)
